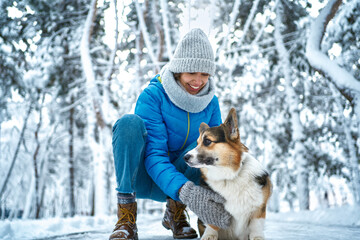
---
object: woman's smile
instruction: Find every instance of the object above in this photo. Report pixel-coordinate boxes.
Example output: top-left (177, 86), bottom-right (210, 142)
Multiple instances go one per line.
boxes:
top-left (189, 84), bottom-right (200, 89)
top-left (179, 72), bottom-right (210, 95)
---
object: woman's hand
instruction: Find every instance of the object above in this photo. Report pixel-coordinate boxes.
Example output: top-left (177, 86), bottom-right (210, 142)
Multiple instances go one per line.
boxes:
top-left (178, 181), bottom-right (232, 229)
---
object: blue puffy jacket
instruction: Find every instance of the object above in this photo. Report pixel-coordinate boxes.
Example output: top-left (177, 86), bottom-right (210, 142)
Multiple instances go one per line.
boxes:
top-left (134, 75), bottom-right (222, 201)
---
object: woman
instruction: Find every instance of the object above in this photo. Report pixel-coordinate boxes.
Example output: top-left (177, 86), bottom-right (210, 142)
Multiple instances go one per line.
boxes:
top-left (109, 28), bottom-right (231, 240)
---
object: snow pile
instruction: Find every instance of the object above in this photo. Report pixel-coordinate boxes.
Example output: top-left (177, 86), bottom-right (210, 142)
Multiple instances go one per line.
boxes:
top-left (268, 205), bottom-right (360, 227)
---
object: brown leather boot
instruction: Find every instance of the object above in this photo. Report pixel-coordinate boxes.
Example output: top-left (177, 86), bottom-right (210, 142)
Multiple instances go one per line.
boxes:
top-left (109, 202), bottom-right (138, 240)
top-left (197, 218), bottom-right (206, 238)
top-left (162, 198), bottom-right (198, 239)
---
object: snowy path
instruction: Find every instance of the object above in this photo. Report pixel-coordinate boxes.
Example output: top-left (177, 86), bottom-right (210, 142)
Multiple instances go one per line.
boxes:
top-left (29, 214), bottom-right (360, 240)
top-left (2, 206), bottom-right (360, 240)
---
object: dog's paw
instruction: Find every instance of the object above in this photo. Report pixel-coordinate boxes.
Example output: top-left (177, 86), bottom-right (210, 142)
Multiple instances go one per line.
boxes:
top-left (201, 234), bottom-right (218, 240)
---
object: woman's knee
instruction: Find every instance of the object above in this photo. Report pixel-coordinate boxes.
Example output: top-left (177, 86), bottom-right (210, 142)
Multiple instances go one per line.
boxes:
top-left (112, 114), bottom-right (146, 139)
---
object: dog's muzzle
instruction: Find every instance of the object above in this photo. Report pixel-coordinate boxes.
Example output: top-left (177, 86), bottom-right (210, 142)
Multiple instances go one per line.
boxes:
top-left (183, 153), bottom-right (192, 163)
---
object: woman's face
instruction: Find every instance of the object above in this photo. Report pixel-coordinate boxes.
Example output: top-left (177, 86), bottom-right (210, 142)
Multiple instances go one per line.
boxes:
top-left (178, 72), bottom-right (210, 95)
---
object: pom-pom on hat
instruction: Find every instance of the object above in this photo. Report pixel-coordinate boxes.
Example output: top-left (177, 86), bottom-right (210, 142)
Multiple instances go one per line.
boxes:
top-left (168, 28), bottom-right (215, 76)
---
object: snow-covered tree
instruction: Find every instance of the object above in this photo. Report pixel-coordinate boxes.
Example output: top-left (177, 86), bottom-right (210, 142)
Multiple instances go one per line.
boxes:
top-left (306, 0), bottom-right (360, 205)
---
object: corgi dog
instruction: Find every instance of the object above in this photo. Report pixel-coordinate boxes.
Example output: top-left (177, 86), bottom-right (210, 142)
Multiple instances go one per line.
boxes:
top-left (184, 108), bottom-right (272, 240)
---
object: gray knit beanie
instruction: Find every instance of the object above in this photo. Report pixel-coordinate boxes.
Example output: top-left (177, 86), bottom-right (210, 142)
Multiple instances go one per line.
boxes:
top-left (168, 28), bottom-right (215, 76)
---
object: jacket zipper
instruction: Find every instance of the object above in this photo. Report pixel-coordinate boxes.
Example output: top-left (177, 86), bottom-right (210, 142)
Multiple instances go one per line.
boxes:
top-left (180, 112), bottom-right (190, 150)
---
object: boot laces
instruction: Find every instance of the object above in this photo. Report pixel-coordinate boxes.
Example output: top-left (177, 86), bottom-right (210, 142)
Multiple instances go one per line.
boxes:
top-left (173, 206), bottom-right (190, 222)
top-left (116, 207), bottom-right (136, 225)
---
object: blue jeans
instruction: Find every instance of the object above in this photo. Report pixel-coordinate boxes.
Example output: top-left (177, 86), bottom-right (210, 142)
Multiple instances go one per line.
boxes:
top-left (112, 114), bottom-right (200, 202)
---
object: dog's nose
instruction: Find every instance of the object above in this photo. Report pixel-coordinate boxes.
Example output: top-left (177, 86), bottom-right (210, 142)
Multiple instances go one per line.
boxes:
top-left (183, 154), bottom-right (192, 162)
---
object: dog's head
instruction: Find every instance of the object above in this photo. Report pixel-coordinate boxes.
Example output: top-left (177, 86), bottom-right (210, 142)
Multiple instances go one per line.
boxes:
top-left (184, 108), bottom-right (248, 179)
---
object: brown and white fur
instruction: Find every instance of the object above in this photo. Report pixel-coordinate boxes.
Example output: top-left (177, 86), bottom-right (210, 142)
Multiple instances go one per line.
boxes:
top-left (184, 108), bottom-right (272, 240)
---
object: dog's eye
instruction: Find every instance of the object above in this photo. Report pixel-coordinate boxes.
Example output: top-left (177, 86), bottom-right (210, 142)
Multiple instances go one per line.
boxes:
top-left (203, 138), bottom-right (212, 146)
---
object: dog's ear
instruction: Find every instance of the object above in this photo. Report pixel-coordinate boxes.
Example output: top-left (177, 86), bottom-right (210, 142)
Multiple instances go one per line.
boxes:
top-left (199, 122), bottom-right (209, 134)
top-left (223, 108), bottom-right (239, 141)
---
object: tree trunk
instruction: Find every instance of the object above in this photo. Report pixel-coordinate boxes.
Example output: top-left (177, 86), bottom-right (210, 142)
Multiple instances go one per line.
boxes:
top-left (135, 0), bottom-right (160, 72)
top-left (33, 93), bottom-right (45, 219)
top-left (155, 21), bottom-right (165, 63)
top-left (0, 101), bottom-right (33, 201)
top-left (134, 25), bottom-right (143, 100)
top-left (160, 0), bottom-right (173, 60)
top-left (69, 95), bottom-right (76, 217)
top-left (22, 173), bottom-right (35, 219)
top-left (275, 3), bottom-right (309, 210)
top-left (80, 0), bottom-right (109, 216)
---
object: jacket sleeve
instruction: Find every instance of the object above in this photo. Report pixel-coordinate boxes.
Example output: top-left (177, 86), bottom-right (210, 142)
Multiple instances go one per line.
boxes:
top-left (208, 96), bottom-right (222, 127)
top-left (135, 87), bottom-right (188, 201)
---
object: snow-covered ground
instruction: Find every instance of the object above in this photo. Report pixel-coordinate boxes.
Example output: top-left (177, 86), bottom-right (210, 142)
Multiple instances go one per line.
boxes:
top-left (1, 205), bottom-right (360, 240)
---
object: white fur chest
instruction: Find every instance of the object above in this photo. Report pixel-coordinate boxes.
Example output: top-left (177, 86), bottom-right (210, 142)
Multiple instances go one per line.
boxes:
top-left (205, 153), bottom-right (266, 239)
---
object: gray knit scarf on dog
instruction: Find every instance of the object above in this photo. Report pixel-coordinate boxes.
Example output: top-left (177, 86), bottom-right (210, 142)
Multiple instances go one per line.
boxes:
top-left (160, 64), bottom-right (215, 113)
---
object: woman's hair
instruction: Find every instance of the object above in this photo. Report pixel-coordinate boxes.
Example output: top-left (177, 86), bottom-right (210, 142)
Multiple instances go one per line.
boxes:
top-left (173, 73), bottom-right (181, 81)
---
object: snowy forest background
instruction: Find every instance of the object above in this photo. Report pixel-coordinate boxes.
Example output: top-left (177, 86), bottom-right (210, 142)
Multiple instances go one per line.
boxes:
top-left (0, 0), bottom-right (359, 221)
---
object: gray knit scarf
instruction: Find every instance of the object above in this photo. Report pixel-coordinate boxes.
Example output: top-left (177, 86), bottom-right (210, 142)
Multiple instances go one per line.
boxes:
top-left (160, 65), bottom-right (215, 113)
